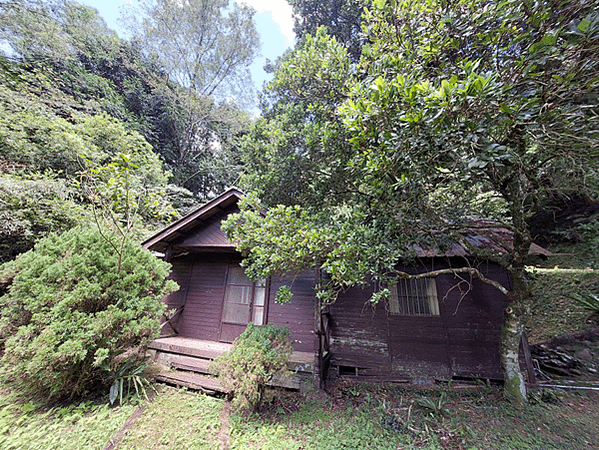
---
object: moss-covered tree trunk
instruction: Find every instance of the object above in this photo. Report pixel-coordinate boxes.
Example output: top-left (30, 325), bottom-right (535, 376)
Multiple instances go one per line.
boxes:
top-left (499, 183), bottom-right (534, 404)
top-left (500, 267), bottom-right (528, 404)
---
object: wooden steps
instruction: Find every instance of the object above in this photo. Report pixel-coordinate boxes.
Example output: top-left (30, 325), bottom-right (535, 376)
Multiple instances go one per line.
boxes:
top-left (148, 336), bottom-right (315, 392)
top-left (155, 371), bottom-right (225, 393)
top-left (149, 337), bottom-right (232, 361)
top-left (155, 352), bottom-right (213, 373)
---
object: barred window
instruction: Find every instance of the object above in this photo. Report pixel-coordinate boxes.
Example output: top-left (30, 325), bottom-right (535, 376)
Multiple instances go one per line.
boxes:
top-left (388, 277), bottom-right (440, 316)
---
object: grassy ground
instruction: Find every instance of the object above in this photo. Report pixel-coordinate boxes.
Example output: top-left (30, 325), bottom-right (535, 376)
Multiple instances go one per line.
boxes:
top-left (0, 387), bottom-right (136, 450)
top-left (526, 267), bottom-right (598, 342)
top-left (229, 381), bottom-right (599, 450)
top-left (2, 382), bottom-right (599, 450)
top-left (118, 387), bottom-right (223, 449)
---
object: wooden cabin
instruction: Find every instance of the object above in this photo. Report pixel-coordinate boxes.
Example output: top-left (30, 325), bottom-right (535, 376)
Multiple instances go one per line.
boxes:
top-left (142, 188), bottom-right (540, 390)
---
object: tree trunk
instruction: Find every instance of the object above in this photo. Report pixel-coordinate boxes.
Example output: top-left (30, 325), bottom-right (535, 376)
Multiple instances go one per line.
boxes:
top-left (496, 165), bottom-right (536, 404)
top-left (500, 267), bottom-right (529, 404)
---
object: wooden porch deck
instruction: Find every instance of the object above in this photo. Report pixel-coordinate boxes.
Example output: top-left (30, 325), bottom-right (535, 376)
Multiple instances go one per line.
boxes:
top-left (148, 336), bottom-right (314, 392)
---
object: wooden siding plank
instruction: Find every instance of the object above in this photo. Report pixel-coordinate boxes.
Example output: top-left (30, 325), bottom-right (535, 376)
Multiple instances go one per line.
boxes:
top-left (329, 283), bottom-right (390, 374)
top-left (177, 261), bottom-right (227, 341)
top-left (155, 371), bottom-right (224, 393)
top-left (267, 274), bottom-right (318, 353)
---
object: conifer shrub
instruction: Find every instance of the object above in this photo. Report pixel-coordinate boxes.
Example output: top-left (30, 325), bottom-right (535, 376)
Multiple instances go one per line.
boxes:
top-left (211, 323), bottom-right (293, 410)
top-left (0, 227), bottom-right (177, 400)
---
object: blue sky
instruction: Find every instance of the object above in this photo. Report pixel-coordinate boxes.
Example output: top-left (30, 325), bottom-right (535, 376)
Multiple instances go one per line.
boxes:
top-left (79, 0), bottom-right (295, 102)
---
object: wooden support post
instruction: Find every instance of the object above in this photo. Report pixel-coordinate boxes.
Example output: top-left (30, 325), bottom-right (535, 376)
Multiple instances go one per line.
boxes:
top-left (520, 332), bottom-right (537, 385)
top-left (312, 269), bottom-right (329, 390)
top-left (164, 244), bottom-right (173, 263)
top-left (313, 286), bottom-right (324, 390)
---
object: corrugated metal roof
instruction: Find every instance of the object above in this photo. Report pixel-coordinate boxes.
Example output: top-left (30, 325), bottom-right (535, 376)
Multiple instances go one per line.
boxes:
top-left (414, 227), bottom-right (552, 257)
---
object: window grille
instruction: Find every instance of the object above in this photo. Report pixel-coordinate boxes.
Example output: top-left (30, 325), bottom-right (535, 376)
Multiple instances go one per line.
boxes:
top-left (388, 277), bottom-right (440, 316)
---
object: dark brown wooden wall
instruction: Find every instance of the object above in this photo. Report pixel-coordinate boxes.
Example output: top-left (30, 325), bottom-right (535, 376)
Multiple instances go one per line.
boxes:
top-left (177, 206), bottom-right (238, 248)
top-left (440, 261), bottom-right (510, 379)
top-left (159, 256), bottom-right (192, 336)
top-left (162, 255), bottom-right (317, 352)
top-left (267, 274), bottom-right (318, 353)
top-left (329, 284), bottom-right (392, 377)
top-left (329, 259), bottom-right (511, 381)
top-left (177, 259), bottom-right (228, 341)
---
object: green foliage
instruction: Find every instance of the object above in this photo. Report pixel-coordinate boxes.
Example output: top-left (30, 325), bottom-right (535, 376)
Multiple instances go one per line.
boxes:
top-left (120, 0), bottom-right (259, 196)
top-left (125, 0), bottom-right (260, 103)
top-left (288, 0), bottom-right (370, 61)
top-left (101, 357), bottom-right (155, 406)
top-left (274, 285), bottom-right (294, 305)
top-left (570, 291), bottom-right (599, 319)
top-left (0, 1), bottom-right (250, 199)
top-left (79, 151), bottom-right (175, 270)
top-left (2, 384), bottom-right (599, 449)
top-left (555, 212), bottom-right (599, 269)
top-left (0, 389), bottom-right (137, 450)
top-left (526, 267), bottom-right (597, 342)
top-left (0, 171), bottom-right (88, 263)
top-left (0, 58), bottom-right (168, 185)
top-left (235, 0), bottom-right (599, 403)
top-left (528, 388), bottom-right (562, 406)
top-left (0, 52), bottom-right (178, 263)
top-left (210, 323), bottom-right (293, 410)
top-left (0, 56), bottom-right (175, 261)
top-left (0, 227), bottom-right (178, 400)
top-left (416, 392), bottom-right (450, 420)
top-left (243, 27), bottom-right (353, 208)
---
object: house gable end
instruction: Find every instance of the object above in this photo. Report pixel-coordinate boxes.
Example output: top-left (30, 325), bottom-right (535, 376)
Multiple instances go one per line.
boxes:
top-left (175, 204), bottom-right (239, 250)
top-left (142, 187), bottom-right (243, 254)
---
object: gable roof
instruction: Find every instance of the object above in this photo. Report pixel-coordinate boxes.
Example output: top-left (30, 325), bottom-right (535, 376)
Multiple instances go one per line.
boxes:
top-left (144, 187), bottom-right (551, 259)
top-left (142, 187), bottom-right (243, 254)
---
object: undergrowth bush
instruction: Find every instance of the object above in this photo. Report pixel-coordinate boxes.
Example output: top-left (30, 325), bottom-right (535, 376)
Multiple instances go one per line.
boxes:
top-left (211, 323), bottom-right (293, 410)
top-left (570, 291), bottom-right (599, 321)
top-left (0, 227), bottom-right (178, 400)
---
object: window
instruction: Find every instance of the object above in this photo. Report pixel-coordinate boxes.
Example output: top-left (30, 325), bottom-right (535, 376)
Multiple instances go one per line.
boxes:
top-left (222, 266), bottom-right (267, 326)
top-left (388, 277), bottom-right (440, 316)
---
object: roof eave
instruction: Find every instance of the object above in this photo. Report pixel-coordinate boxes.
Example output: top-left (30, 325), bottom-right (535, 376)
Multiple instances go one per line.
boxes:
top-left (142, 187), bottom-right (244, 251)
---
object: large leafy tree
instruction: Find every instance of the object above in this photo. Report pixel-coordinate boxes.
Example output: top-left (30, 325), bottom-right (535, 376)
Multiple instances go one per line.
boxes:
top-left (243, 28), bottom-right (354, 207)
top-left (226, 0), bottom-right (599, 403)
top-left (288, 0), bottom-right (370, 61)
top-left (123, 0), bottom-right (259, 195)
top-left (127, 0), bottom-right (260, 102)
top-left (1, 0), bottom-right (250, 198)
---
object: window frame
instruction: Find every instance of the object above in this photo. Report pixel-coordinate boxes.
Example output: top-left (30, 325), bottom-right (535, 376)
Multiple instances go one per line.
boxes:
top-left (221, 265), bottom-right (268, 326)
top-left (387, 277), bottom-right (440, 317)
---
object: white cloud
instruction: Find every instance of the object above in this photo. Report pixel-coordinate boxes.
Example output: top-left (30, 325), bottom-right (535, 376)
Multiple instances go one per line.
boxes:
top-left (239, 0), bottom-right (295, 46)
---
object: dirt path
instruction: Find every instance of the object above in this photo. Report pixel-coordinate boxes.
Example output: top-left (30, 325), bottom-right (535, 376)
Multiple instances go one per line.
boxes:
top-left (217, 400), bottom-right (231, 450)
top-left (102, 404), bottom-right (147, 450)
top-left (102, 391), bottom-right (156, 450)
